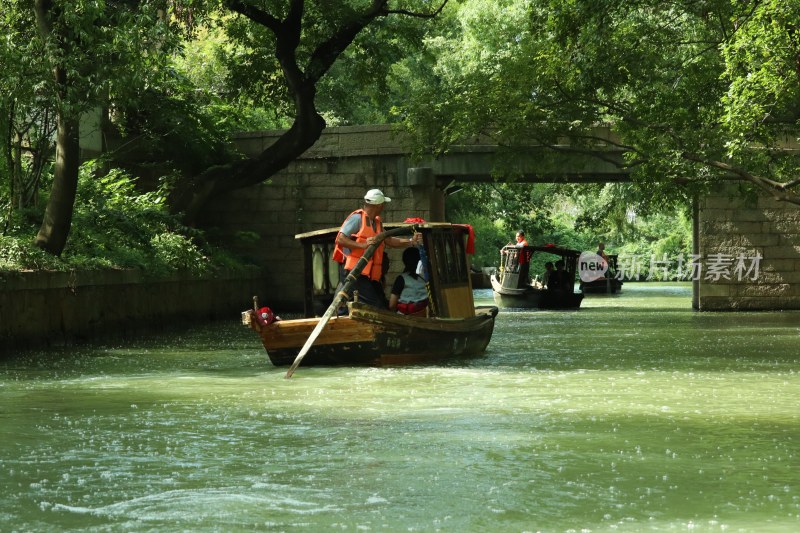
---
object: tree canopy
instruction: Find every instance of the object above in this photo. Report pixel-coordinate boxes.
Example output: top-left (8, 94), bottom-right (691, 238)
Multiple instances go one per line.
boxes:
top-left (166, 0), bottom-right (447, 223)
top-left (3, 0), bottom-right (800, 265)
top-left (396, 0), bottom-right (800, 209)
top-left (1, 0), bottom-right (447, 256)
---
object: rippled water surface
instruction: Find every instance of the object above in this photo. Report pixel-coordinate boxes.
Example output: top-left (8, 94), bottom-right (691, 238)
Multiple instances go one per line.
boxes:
top-left (1, 283), bottom-right (799, 532)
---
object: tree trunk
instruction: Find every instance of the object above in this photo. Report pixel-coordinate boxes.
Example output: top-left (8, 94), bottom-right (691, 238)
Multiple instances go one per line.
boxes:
top-left (13, 130), bottom-right (22, 209)
top-left (167, 84), bottom-right (326, 224)
top-left (33, 0), bottom-right (81, 255)
top-left (34, 112), bottom-right (80, 255)
top-left (168, 0), bottom-right (391, 224)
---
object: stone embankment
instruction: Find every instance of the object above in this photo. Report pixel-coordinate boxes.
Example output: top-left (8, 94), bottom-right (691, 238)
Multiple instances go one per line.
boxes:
top-left (0, 267), bottom-right (267, 353)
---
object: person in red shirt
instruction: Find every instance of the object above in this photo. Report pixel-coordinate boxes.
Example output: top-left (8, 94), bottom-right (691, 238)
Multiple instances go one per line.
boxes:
top-left (515, 230), bottom-right (528, 247)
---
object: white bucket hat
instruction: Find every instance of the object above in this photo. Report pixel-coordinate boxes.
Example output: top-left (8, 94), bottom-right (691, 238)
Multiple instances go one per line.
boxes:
top-left (364, 188), bottom-right (391, 204)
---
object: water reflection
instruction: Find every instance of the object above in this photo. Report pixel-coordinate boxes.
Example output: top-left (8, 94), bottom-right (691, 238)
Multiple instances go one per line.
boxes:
top-left (1, 283), bottom-right (799, 532)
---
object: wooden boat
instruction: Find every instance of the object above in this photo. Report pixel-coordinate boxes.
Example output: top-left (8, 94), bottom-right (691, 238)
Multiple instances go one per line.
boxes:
top-left (470, 267), bottom-right (493, 289)
top-left (579, 254), bottom-right (623, 294)
top-left (490, 244), bottom-right (584, 309)
top-left (242, 223), bottom-right (498, 367)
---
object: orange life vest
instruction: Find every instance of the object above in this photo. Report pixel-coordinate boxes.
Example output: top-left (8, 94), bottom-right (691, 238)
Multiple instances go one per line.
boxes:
top-left (332, 209), bottom-right (384, 282)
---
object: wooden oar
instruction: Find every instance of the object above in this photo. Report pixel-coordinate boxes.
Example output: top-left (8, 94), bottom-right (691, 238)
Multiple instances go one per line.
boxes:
top-left (285, 225), bottom-right (415, 378)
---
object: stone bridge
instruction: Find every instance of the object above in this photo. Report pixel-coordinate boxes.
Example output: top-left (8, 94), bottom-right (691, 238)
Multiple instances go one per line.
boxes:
top-left (198, 125), bottom-right (800, 312)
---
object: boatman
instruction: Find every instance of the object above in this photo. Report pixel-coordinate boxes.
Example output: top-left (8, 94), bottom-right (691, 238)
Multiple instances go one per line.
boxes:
top-left (333, 188), bottom-right (421, 308)
top-left (515, 230), bottom-right (528, 247)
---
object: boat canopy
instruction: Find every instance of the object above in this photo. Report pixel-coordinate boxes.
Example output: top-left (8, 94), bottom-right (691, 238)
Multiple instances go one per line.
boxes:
top-left (498, 244), bottom-right (582, 292)
top-left (295, 223), bottom-right (476, 319)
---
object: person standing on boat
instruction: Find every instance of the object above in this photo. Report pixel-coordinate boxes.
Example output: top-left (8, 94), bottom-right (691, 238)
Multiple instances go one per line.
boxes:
top-left (597, 241), bottom-right (616, 277)
top-left (333, 188), bottom-right (420, 308)
top-left (597, 241), bottom-right (610, 262)
top-left (512, 230), bottom-right (531, 287)
top-left (389, 246), bottom-right (429, 315)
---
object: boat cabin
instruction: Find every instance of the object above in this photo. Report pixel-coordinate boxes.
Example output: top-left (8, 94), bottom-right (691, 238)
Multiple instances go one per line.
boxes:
top-left (497, 244), bottom-right (581, 292)
top-left (579, 253), bottom-right (623, 294)
top-left (295, 223), bottom-right (476, 319)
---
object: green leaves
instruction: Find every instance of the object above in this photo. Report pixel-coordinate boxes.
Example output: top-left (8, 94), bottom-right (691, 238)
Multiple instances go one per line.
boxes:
top-left (722, 1), bottom-right (800, 150)
top-left (397, 0), bottom-right (800, 208)
top-left (0, 160), bottom-right (243, 273)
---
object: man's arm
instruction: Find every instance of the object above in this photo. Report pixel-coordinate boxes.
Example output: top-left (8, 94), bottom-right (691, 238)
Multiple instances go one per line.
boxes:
top-left (336, 232), bottom-right (366, 250)
top-left (337, 232), bottom-right (418, 249)
top-left (336, 213), bottom-right (364, 249)
top-left (385, 233), bottom-right (421, 248)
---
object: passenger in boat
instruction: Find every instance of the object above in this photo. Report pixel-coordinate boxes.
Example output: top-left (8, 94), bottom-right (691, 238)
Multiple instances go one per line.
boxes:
top-left (597, 241), bottom-right (611, 263)
top-left (389, 247), bottom-right (429, 315)
top-left (540, 261), bottom-right (554, 289)
top-left (547, 259), bottom-right (569, 292)
top-left (333, 188), bottom-right (421, 309)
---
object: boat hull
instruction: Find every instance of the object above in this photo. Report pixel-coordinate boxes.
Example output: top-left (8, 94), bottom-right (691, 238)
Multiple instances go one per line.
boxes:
top-left (580, 278), bottom-right (623, 294)
top-left (243, 303), bottom-right (498, 367)
top-left (490, 275), bottom-right (584, 310)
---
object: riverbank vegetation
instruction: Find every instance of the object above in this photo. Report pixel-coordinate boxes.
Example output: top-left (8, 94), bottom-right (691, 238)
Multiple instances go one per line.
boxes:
top-left (0, 161), bottom-right (253, 275)
top-left (1, 0), bottom-right (797, 274)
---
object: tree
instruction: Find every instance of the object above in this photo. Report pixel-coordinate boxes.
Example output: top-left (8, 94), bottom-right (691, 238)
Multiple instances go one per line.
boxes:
top-left (1, 2), bottom-right (57, 223)
top-left (167, 0), bottom-right (449, 223)
top-left (2, 0), bottom-right (449, 257)
top-left (2, 0), bottom-right (187, 255)
top-left (395, 0), bottom-right (800, 210)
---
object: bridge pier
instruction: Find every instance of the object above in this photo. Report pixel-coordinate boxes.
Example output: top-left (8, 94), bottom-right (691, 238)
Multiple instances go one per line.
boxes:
top-left (696, 184), bottom-right (800, 310)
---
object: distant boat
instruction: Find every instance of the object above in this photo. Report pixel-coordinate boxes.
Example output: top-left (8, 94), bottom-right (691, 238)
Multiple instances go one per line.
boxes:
top-left (490, 244), bottom-right (584, 309)
top-left (470, 267), bottom-right (494, 289)
top-left (242, 223), bottom-right (498, 367)
top-left (579, 254), bottom-right (623, 294)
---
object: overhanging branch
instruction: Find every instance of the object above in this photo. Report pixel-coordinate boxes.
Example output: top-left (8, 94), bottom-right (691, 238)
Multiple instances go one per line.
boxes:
top-left (225, 0), bottom-right (281, 32)
top-left (682, 151), bottom-right (800, 206)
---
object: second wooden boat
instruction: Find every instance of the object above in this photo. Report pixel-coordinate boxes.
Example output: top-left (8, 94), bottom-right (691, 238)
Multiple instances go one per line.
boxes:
top-left (490, 244), bottom-right (584, 310)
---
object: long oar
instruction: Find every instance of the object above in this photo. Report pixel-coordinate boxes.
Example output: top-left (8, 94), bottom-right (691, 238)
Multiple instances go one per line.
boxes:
top-left (285, 225), bottom-right (414, 378)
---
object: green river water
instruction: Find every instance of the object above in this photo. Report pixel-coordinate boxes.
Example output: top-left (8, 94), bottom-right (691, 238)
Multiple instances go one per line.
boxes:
top-left (1, 283), bottom-right (799, 532)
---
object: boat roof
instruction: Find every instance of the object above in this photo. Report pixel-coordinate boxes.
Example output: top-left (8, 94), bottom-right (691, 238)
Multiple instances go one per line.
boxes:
top-left (503, 244), bottom-right (582, 257)
top-left (295, 222), bottom-right (467, 241)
